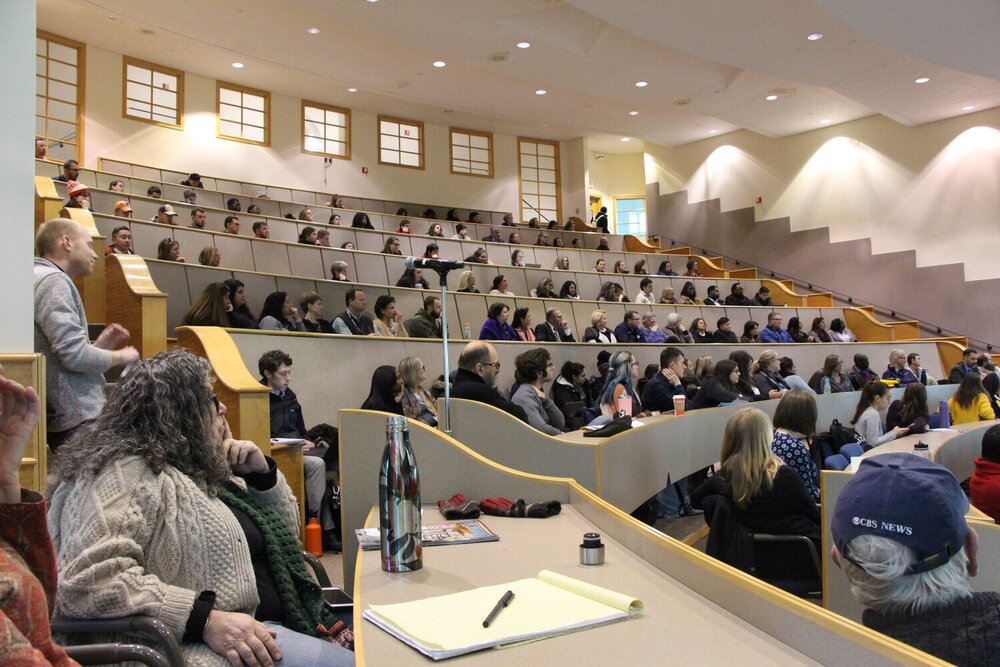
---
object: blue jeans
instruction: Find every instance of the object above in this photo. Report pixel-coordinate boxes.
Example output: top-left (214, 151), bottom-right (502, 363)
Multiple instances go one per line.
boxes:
top-left (265, 622), bottom-right (355, 666)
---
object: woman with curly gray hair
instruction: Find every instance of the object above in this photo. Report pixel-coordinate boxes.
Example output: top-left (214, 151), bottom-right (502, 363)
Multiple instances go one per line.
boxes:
top-left (49, 349), bottom-right (354, 666)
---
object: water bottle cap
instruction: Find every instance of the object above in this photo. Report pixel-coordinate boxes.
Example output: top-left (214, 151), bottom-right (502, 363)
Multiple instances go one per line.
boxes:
top-left (387, 415), bottom-right (409, 431)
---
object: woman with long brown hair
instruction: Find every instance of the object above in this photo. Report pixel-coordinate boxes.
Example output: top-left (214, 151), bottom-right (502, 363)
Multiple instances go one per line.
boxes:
top-left (180, 282), bottom-right (230, 327)
top-left (886, 382), bottom-right (930, 433)
top-left (948, 373), bottom-right (995, 424)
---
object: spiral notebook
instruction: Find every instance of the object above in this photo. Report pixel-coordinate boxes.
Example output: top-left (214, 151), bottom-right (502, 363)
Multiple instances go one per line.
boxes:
top-left (363, 569), bottom-right (643, 660)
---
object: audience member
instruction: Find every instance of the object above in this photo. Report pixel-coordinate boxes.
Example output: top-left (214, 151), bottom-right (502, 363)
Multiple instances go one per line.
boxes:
top-left (511, 348), bottom-right (565, 435)
top-left (483, 225), bottom-right (503, 243)
top-left (113, 200), bottom-right (133, 218)
top-left (752, 349), bottom-right (791, 396)
top-left (684, 259), bottom-right (702, 277)
top-left (595, 258), bottom-right (607, 273)
top-left (465, 247), bottom-right (489, 264)
top-left (906, 352), bottom-right (933, 385)
top-left (752, 286), bottom-right (773, 306)
top-left (852, 381), bottom-right (909, 445)
top-left (381, 237), bottom-right (402, 255)
top-left (451, 223), bottom-right (469, 240)
top-left (597, 351), bottom-right (647, 417)
top-left (105, 225), bottom-right (134, 255)
top-left (299, 291), bottom-right (334, 333)
top-left (810, 317), bottom-right (831, 343)
top-left (340, 241), bottom-right (354, 250)
top-left (642, 347), bottom-right (687, 412)
top-left (329, 213), bottom-right (342, 226)
top-left (595, 236), bottom-right (610, 251)
top-left (883, 349), bottom-right (920, 385)
top-left (224, 278), bottom-right (257, 329)
top-left (298, 208), bottom-right (314, 222)
top-left (948, 373), bottom-right (994, 425)
top-left (508, 231), bottom-right (522, 244)
top-left (657, 259), bottom-right (679, 276)
top-left (452, 341), bottom-right (528, 422)
top-left (984, 374), bottom-right (1000, 418)
top-left (828, 318), bottom-right (856, 342)
top-left (664, 313), bottom-right (694, 343)
top-left (330, 260), bottom-right (350, 281)
top-left (361, 365), bottom-right (404, 414)
top-left (703, 285), bottom-right (723, 306)
top-left (331, 288), bottom-right (375, 336)
top-left (787, 317), bottom-right (815, 343)
top-left (760, 312), bottom-right (794, 344)
top-left (152, 203), bottom-right (179, 224)
top-left (690, 317), bottom-right (713, 344)
top-left (180, 172), bottom-right (204, 188)
top-left (500, 213), bottom-right (514, 226)
top-left (887, 382), bottom-right (930, 433)
top-left (640, 312), bottom-right (668, 344)
top-left (468, 211), bottom-right (483, 224)
top-left (724, 282), bottom-right (752, 306)
top-left (779, 357), bottom-right (816, 394)
top-left (396, 267), bottom-right (430, 289)
top-left (510, 249), bottom-right (525, 267)
top-left (612, 259), bottom-right (628, 274)
top-left (596, 281), bottom-right (619, 302)
top-left (971, 425), bottom-right (1000, 524)
top-left (189, 207), bottom-right (207, 228)
top-left (634, 277), bottom-right (654, 304)
top-left (197, 246), bottom-right (222, 267)
top-left (690, 360), bottom-right (749, 409)
top-left (831, 453), bottom-right (997, 665)
top-left (296, 226), bottom-right (317, 245)
top-left (552, 360), bottom-right (595, 425)
top-left (247, 203), bottom-right (261, 215)
top-left (679, 281), bottom-right (697, 304)
top-left (252, 220), bottom-right (270, 238)
top-left (157, 237), bottom-right (185, 262)
top-left (52, 158), bottom-right (79, 182)
top-left (108, 179), bottom-right (125, 193)
top-left (849, 353), bottom-right (879, 389)
top-left (351, 212), bottom-right (374, 229)
top-left (373, 294), bottom-right (406, 337)
top-left (146, 185), bottom-right (162, 199)
top-left (422, 243), bottom-right (439, 259)
top-left (395, 219), bottom-right (411, 234)
top-left (593, 206), bottom-right (609, 233)
top-left (977, 354), bottom-right (999, 381)
top-left (407, 296), bottom-right (442, 339)
top-left (35, 136), bottom-right (48, 158)
top-left (731, 350), bottom-right (777, 401)
top-left (532, 277), bottom-right (558, 299)
top-left (489, 275), bottom-right (515, 296)
top-left (63, 181), bottom-right (91, 210)
top-left (49, 350), bottom-right (354, 665)
top-left (479, 302), bottom-right (518, 341)
top-left (428, 223), bottom-right (444, 237)
top-left (533, 307), bottom-right (574, 342)
top-left (35, 219), bottom-right (139, 446)
top-left (330, 194), bottom-right (345, 208)
top-left (613, 310), bottom-right (646, 344)
top-left (583, 309), bottom-right (617, 344)
top-left (949, 348), bottom-right (980, 384)
top-left (399, 357), bottom-right (438, 426)
top-left (812, 354), bottom-right (852, 393)
top-left (225, 197), bottom-right (241, 211)
top-left (741, 320), bottom-right (759, 343)
top-left (692, 355), bottom-right (715, 387)
top-left (713, 317), bottom-right (739, 343)
top-left (456, 270), bottom-right (480, 293)
top-left (659, 287), bottom-right (679, 304)
top-left (559, 280), bottom-right (580, 299)
top-left (223, 215), bottom-right (241, 234)
top-left (182, 189), bottom-right (197, 205)
top-left (771, 390), bottom-right (820, 502)
top-left (258, 291), bottom-right (305, 331)
top-left (511, 307), bottom-right (535, 341)
top-left (633, 258), bottom-right (649, 275)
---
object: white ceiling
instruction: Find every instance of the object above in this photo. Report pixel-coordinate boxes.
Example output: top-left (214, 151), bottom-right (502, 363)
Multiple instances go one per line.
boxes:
top-left (38, 0), bottom-right (1000, 152)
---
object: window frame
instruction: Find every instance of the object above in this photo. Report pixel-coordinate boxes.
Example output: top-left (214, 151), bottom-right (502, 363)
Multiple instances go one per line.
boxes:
top-left (121, 56), bottom-right (184, 130)
top-left (517, 137), bottom-right (562, 224)
top-left (216, 80), bottom-right (271, 146)
top-left (301, 100), bottom-right (352, 160)
top-left (36, 30), bottom-right (86, 163)
top-left (377, 114), bottom-right (425, 170)
top-left (449, 127), bottom-right (494, 178)
top-left (612, 195), bottom-right (647, 236)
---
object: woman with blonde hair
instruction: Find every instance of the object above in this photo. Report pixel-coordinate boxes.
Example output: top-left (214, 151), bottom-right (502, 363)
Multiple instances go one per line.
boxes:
top-left (691, 408), bottom-right (821, 578)
top-left (659, 287), bottom-right (680, 304)
top-left (456, 270), bottom-right (480, 293)
top-left (533, 277), bottom-right (557, 299)
top-left (399, 356), bottom-right (438, 426)
top-left (197, 246), bottom-right (221, 267)
top-left (552, 255), bottom-right (570, 270)
top-left (583, 309), bottom-right (616, 344)
top-left (692, 355), bottom-right (715, 386)
top-left (751, 349), bottom-right (790, 395)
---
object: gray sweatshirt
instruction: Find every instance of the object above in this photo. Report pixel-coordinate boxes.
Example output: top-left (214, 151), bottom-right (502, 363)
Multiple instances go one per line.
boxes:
top-left (511, 384), bottom-right (566, 436)
top-left (34, 257), bottom-right (113, 432)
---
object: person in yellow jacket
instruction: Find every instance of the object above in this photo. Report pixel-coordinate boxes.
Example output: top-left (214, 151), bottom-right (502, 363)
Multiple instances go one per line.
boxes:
top-left (948, 373), bottom-right (996, 425)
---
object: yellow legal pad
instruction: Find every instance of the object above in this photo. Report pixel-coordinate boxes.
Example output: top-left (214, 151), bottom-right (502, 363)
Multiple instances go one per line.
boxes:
top-left (363, 569), bottom-right (643, 660)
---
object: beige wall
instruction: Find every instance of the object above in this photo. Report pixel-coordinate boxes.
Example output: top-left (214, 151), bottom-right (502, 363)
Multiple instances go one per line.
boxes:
top-left (81, 44), bottom-right (525, 215)
top-left (587, 151), bottom-right (645, 230)
top-left (644, 108), bottom-right (1000, 280)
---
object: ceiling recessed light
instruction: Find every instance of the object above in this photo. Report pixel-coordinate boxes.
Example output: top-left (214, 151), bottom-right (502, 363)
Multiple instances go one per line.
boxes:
top-left (516, 41), bottom-right (531, 49)
top-left (347, 87), bottom-right (358, 93)
top-left (433, 61), bottom-right (446, 68)
top-left (914, 77), bottom-right (930, 84)
top-left (535, 89), bottom-right (547, 95)
top-left (231, 62), bottom-right (244, 69)
top-left (820, 119), bottom-right (831, 124)
top-left (365, 0), bottom-right (379, 3)
top-left (807, 33), bottom-right (823, 41)
top-left (709, 129), bottom-right (718, 134)
top-left (306, 27), bottom-right (320, 34)
top-left (628, 111), bottom-right (639, 116)
top-left (962, 105), bottom-right (976, 111)
top-left (620, 137), bottom-right (631, 142)
top-left (765, 94), bottom-right (778, 101)
top-left (635, 81), bottom-right (648, 88)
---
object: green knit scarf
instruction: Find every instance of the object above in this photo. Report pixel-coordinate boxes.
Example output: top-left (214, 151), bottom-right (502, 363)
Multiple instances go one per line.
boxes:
top-left (219, 484), bottom-right (337, 637)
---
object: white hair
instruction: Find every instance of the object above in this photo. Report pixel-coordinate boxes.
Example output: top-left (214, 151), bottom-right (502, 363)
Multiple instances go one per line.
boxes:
top-left (641, 311), bottom-right (656, 325)
top-left (666, 312), bottom-right (681, 327)
top-left (841, 534), bottom-right (972, 615)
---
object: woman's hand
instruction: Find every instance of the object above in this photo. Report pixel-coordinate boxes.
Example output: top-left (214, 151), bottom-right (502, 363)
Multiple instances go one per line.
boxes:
top-left (204, 609), bottom-right (282, 667)
top-left (892, 426), bottom-right (910, 438)
top-left (222, 438), bottom-right (269, 476)
top-left (768, 389), bottom-right (783, 400)
top-left (0, 376), bottom-right (40, 504)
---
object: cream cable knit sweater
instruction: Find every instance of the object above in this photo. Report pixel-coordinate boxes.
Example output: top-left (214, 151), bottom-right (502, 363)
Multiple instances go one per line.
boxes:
top-left (48, 456), bottom-right (300, 667)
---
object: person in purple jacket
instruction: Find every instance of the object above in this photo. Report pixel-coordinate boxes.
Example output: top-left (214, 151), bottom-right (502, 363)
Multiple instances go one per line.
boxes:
top-left (760, 312), bottom-right (795, 344)
top-left (478, 302), bottom-right (519, 341)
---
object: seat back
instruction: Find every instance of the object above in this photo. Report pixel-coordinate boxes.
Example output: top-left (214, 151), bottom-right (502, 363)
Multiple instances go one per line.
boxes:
top-left (824, 454), bottom-right (849, 471)
top-left (839, 442), bottom-right (864, 459)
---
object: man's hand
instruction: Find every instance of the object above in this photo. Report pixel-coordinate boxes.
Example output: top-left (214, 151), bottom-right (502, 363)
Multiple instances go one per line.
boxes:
top-left (94, 323), bottom-right (131, 350)
top-left (203, 610), bottom-right (282, 667)
top-left (302, 439), bottom-right (316, 452)
top-left (111, 346), bottom-right (140, 367)
top-left (0, 376), bottom-right (41, 504)
top-left (663, 369), bottom-right (681, 386)
top-left (222, 438), bottom-right (270, 476)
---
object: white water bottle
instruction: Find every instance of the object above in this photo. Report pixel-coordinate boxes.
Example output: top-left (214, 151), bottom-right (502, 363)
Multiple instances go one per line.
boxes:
top-left (462, 321), bottom-right (472, 339)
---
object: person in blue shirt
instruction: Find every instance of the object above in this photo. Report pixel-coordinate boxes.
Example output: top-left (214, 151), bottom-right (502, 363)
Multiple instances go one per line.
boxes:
top-left (479, 302), bottom-right (519, 341)
top-left (639, 312), bottom-right (668, 344)
top-left (882, 349), bottom-right (920, 385)
top-left (613, 310), bottom-right (646, 344)
top-left (760, 312), bottom-right (795, 344)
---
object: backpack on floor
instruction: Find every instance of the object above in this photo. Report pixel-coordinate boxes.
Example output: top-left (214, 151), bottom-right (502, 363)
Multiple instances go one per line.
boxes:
top-left (811, 419), bottom-right (868, 469)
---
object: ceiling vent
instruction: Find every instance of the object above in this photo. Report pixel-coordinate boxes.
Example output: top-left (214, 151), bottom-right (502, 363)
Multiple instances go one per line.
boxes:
top-left (489, 51), bottom-right (510, 63)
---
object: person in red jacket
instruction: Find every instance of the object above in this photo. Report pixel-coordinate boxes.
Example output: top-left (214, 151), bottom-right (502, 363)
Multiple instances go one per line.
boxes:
top-left (971, 425), bottom-right (1000, 524)
top-left (0, 372), bottom-right (78, 666)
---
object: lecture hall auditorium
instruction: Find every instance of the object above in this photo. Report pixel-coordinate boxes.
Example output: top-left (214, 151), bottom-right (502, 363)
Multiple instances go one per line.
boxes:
top-left (6, 1), bottom-right (1000, 664)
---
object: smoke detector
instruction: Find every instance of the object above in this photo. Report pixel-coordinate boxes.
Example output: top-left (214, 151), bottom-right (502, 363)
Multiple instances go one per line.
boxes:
top-left (595, 154), bottom-right (606, 160)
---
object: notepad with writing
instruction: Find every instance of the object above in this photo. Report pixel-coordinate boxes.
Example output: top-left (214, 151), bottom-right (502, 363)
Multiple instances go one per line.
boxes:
top-left (363, 569), bottom-right (643, 660)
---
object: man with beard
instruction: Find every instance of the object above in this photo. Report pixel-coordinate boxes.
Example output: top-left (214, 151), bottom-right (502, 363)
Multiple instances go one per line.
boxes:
top-left (406, 296), bottom-right (443, 339)
top-left (451, 341), bottom-right (527, 422)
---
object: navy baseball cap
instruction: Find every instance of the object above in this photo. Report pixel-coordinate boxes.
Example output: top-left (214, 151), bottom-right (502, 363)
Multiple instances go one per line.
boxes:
top-left (832, 453), bottom-right (968, 575)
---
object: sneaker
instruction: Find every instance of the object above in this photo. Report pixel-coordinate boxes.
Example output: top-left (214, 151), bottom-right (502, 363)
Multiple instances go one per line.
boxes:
top-left (681, 501), bottom-right (703, 516)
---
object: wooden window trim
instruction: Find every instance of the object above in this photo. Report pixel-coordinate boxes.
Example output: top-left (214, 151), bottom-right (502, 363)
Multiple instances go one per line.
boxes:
top-left (216, 80), bottom-right (271, 146)
top-left (36, 30), bottom-right (86, 163)
top-left (377, 114), bottom-right (425, 170)
top-left (122, 56), bottom-right (184, 130)
top-left (449, 127), bottom-right (494, 179)
top-left (517, 136), bottom-right (562, 224)
top-left (301, 99), bottom-right (352, 160)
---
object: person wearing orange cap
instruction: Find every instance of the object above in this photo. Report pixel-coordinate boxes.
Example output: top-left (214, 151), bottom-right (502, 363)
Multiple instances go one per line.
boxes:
top-left (113, 200), bottom-right (133, 218)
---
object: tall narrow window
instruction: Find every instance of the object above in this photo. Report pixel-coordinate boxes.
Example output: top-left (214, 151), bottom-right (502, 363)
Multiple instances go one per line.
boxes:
top-left (302, 101), bottom-right (351, 159)
top-left (378, 115), bottom-right (424, 169)
top-left (217, 82), bottom-right (270, 145)
top-left (36, 31), bottom-right (85, 163)
top-left (614, 197), bottom-right (646, 235)
top-left (450, 128), bottom-right (493, 177)
top-left (123, 57), bottom-right (183, 129)
top-left (518, 138), bottom-right (561, 223)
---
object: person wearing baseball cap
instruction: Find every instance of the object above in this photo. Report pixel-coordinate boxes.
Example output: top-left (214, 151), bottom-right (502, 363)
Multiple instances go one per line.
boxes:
top-left (63, 181), bottom-right (91, 211)
top-left (832, 452), bottom-right (1000, 664)
top-left (152, 204), bottom-right (179, 225)
top-left (113, 200), bottom-right (133, 219)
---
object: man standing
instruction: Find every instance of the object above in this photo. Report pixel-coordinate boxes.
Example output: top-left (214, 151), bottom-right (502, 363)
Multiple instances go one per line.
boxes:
top-left (760, 312), bottom-right (795, 344)
top-left (613, 311), bottom-right (646, 344)
top-left (258, 350), bottom-right (338, 550)
top-left (703, 285), bottom-right (723, 306)
top-left (883, 349), bottom-right (919, 385)
top-left (34, 219), bottom-right (139, 447)
top-left (105, 226), bottom-right (134, 255)
top-left (534, 308), bottom-right (575, 342)
top-left (949, 348), bottom-right (980, 384)
top-left (408, 296), bottom-right (442, 339)
top-left (593, 206), bottom-right (609, 233)
top-left (331, 288), bottom-right (375, 335)
top-left (832, 453), bottom-right (1000, 664)
top-left (724, 282), bottom-right (752, 306)
top-left (189, 207), bottom-right (207, 229)
top-left (252, 221), bottom-right (270, 239)
top-left (451, 341), bottom-right (528, 422)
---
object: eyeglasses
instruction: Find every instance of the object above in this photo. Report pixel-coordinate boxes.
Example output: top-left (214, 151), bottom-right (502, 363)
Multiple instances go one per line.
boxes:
top-left (631, 362), bottom-right (640, 368)
top-left (480, 361), bottom-right (501, 370)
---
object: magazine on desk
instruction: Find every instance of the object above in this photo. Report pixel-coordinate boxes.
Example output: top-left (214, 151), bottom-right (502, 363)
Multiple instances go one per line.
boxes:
top-left (356, 519), bottom-right (500, 551)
